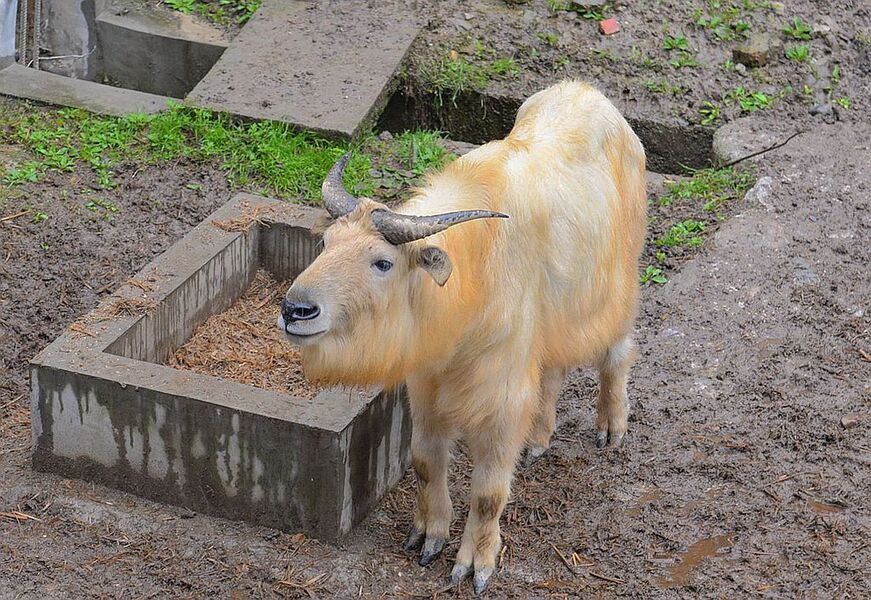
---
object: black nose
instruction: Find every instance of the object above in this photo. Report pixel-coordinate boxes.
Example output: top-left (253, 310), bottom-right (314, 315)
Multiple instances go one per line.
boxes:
top-left (281, 298), bottom-right (320, 323)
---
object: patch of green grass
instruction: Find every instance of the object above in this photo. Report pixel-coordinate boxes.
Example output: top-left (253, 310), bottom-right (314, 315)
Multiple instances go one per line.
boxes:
top-left (663, 35), bottom-right (689, 51)
top-left (420, 48), bottom-right (519, 105)
top-left (392, 131), bottom-right (453, 176)
top-left (165, 0), bottom-right (260, 25)
top-left (640, 265), bottom-right (668, 284)
top-left (692, 1), bottom-right (752, 41)
top-left (657, 220), bottom-right (707, 248)
top-left (659, 167), bottom-right (755, 212)
top-left (2, 103), bottom-right (375, 203)
top-left (782, 16), bottom-right (812, 40)
top-left (786, 44), bottom-right (810, 62)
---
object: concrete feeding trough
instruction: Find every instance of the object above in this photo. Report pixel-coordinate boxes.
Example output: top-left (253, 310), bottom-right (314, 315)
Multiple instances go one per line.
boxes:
top-left (30, 194), bottom-right (411, 541)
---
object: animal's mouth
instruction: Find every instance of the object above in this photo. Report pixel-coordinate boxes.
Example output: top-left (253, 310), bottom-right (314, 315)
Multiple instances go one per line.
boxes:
top-left (277, 314), bottom-right (326, 345)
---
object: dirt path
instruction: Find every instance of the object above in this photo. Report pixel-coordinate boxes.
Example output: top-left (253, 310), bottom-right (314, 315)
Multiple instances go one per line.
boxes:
top-left (1, 115), bottom-right (868, 597)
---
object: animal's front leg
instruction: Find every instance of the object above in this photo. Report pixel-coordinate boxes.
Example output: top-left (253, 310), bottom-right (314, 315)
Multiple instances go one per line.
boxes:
top-left (404, 379), bottom-right (454, 566)
top-left (451, 427), bottom-right (525, 594)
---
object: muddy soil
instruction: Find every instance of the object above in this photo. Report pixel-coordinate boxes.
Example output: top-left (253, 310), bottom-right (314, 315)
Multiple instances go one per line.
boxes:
top-left (402, 0), bottom-right (870, 130)
top-left (1, 102), bottom-right (869, 597)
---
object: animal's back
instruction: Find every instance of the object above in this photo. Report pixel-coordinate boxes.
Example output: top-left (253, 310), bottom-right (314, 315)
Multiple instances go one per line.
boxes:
top-left (403, 81), bottom-right (646, 370)
top-left (487, 81), bottom-right (647, 368)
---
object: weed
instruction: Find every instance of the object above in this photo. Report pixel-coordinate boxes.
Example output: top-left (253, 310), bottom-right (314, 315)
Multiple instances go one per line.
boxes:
top-left (669, 51), bottom-right (699, 69)
top-left (659, 167), bottom-right (755, 211)
top-left (165, 0), bottom-right (260, 25)
top-left (185, 183), bottom-right (203, 191)
top-left (831, 64), bottom-right (841, 86)
top-left (655, 251), bottom-right (667, 263)
top-left (786, 44), bottom-right (810, 62)
top-left (782, 16), bottom-right (812, 40)
top-left (693, 1), bottom-right (752, 41)
top-left (31, 210), bottom-right (48, 224)
top-left (721, 59), bottom-right (735, 71)
top-left (724, 86), bottom-right (774, 112)
top-left (657, 220), bottom-right (707, 248)
top-left (85, 197), bottom-right (119, 219)
top-left (802, 84), bottom-right (813, 95)
top-left (421, 48), bottom-right (519, 105)
top-left (699, 101), bottom-right (722, 125)
top-left (547, 0), bottom-right (610, 20)
top-left (644, 79), bottom-right (682, 95)
top-left (40, 242), bottom-right (49, 251)
top-left (640, 265), bottom-right (668, 284)
top-left (835, 98), bottom-right (851, 109)
top-left (663, 35), bottom-right (689, 51)
top-left (392, 131), bottom-right (453, 176)
top-left (536, 32), bottom-right (559, 46)
top-left (2, 161), bottom-right (40, 185)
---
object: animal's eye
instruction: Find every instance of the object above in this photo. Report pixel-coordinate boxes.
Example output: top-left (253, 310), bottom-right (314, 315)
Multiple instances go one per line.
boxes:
top-left (373, 259), bottom-right (393, 273)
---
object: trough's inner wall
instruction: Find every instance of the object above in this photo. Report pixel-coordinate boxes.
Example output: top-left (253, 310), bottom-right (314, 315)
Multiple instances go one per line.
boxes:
top-left (106, 224), bottom-right (259, 364)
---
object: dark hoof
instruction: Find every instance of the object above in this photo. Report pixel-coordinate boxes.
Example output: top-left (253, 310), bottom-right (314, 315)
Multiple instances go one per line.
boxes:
top-left (473, 566), bottom-right (495, 594)
top-left (418, 537), bottom-right (445, 566)
top-left (450, 563), bottom-right (471, 585)
top-left (522, 445), bottom-right (548, 467)
top-left (595, 429), bottom-right (608, 448)
top-left (403, 526), bottom-right (424, 552)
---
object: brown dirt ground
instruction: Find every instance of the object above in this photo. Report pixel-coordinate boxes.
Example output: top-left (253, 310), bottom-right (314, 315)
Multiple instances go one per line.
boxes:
top-left (1, 1), bottom-right (870, 596)
top-left (2, 116), bottom-right (868, 597)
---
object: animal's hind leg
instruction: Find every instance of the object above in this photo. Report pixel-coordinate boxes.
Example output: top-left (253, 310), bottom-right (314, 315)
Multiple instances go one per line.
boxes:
top-left (596, 336), bottom-right (636, 448)
top-left (523, 367), bottom-right (565, 467)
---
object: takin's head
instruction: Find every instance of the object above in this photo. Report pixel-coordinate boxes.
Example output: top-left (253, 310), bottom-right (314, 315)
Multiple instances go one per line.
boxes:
top-left (277, 154), bottom-right (507, 386)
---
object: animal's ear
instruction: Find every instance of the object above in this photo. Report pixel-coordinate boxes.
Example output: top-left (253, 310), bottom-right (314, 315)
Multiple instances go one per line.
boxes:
top-left (416, 245), bottom-right (452, 286)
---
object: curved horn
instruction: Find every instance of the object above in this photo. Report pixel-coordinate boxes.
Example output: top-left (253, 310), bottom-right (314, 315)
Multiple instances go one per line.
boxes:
top-left (321, 153), bottom-right (359, 218)
top-left (370, 208), bottom-right (508, 245)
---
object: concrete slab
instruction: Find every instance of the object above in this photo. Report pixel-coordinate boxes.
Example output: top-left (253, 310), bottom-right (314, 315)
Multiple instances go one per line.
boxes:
top-left (30, 194), bottom-right (412, 541)
top-left (188, 0), bottom-right (420, 139)
top-left (96, 0), bottom-right (229, 97)
top-left (0, 63), bottom-right (171, 115)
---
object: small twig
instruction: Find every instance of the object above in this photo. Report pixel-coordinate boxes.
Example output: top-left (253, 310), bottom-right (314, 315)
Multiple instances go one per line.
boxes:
top-left (858, 348), bottom-right (871, 363)
top-left (589, 571), bottom-right (625, 585)
top-left (0, 210), bottom-right (30, 223)
top-left (550, 542), bottom-right (576, 575)
top-left (718, 130), bottom-right (804, 169)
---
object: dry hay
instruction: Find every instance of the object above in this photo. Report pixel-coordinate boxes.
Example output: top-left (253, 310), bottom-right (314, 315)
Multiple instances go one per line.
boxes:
top-left (211, 202), bottom-right (272, 232)
top-left (168, 270), bottom-right (320, 399)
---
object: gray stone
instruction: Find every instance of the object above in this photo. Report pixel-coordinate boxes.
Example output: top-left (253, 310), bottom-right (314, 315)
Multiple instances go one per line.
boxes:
top-left (712, 116), bottom-right (780, 166)
top-left (0, 63), bottom-right (170, 116)
top-left (733, 33), bottom-right (782, 68)
top-left (810, 103), bottom-right (833, 116)
top-left (734, 63), bottom-right (747, 75)
top-left (31, 194), bottom-right (412, 542)
top-left (792, 258), bottom-right (819, 286)
top-left (188, 0), bottom-right (420, 140)
top-left (744, 176), bottom-right (775, 211)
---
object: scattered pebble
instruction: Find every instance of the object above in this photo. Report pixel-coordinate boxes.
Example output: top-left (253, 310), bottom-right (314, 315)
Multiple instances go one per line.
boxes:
top-left (810, 103), bottom-right (833, 116)
top-left (840, 415), bottom-right (860, 429)
top-left (792, 258), bottom-right (819, 286)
